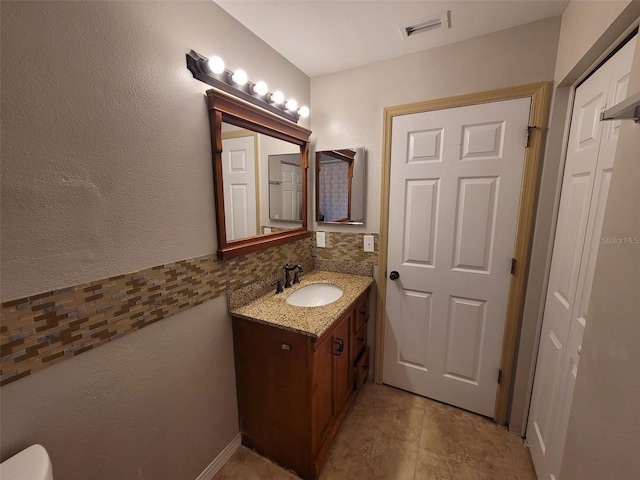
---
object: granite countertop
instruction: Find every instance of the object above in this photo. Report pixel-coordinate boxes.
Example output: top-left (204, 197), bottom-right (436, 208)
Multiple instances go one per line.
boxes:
top-left (230, 270), bottom-right (373, 338)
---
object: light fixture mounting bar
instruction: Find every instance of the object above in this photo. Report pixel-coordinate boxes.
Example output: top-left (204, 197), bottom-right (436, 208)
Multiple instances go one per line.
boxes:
top-left (186, 50), bottom-right (299, 123)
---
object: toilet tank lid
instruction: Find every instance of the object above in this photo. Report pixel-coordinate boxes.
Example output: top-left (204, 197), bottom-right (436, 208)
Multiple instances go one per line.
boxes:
top-left (0, 444), bottom-right (53, 480)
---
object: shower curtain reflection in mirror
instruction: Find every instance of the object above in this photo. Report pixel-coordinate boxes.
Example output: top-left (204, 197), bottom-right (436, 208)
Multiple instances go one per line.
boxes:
top-left (316, 148), bottom-right (366, 224)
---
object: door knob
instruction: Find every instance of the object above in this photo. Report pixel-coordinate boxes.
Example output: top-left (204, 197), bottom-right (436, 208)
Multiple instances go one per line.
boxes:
top-left (389, 271), bottom-right (400, 280)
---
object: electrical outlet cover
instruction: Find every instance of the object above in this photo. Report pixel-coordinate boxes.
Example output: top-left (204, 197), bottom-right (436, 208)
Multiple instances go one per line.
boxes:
top-left (316, 231), bottom-right (326, 248)
top-left (363, 235), bottom-right (374, 252)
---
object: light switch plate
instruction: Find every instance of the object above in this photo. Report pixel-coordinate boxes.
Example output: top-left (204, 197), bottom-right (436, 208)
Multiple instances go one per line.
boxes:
top-left (363, 235), bottom-right (374, 252)
top-left (316, 231), bottom-right (326, 248)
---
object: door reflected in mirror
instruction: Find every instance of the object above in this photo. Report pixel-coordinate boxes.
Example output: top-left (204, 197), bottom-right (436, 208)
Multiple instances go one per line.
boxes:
top-left (222, 123), bottom-right (302, 241)
top-left (316, 147), bottom-right (366, 225)
top-left (268, 153), bottom-right (302, 222)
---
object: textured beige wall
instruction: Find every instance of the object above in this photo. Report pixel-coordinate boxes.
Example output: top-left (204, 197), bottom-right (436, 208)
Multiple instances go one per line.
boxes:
top-left (0, 0), bottom-right (309, 302)
top-left (1, 296), bottom-right (237, 480)
top-left (310, 17), bottom-right (561, 235)
top-left (0, 1), bottom-right (309, 478)
top-left (554, 0), bottom-right (637, 83)
top-left (560, 37), bottom-right (640, 480)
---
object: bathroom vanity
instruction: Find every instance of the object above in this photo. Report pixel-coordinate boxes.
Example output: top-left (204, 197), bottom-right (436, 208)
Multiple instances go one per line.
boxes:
top-left (230, 271), bottom-right (372, 480)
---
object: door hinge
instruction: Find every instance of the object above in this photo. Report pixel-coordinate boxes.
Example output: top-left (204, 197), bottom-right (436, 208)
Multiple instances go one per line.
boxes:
top-left (525, 125), bottom-right (539, 148)
top-left (511, 258), bottom-right (516, 275)
top-left (498, 369), bottom-right (503, 384)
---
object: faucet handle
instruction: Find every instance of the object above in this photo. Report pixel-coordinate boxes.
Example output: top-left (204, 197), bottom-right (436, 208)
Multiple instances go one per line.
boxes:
top-left (293, 265), bottom-right (304, 284)
top-left (284, 264), bottom-right (302, 288)
top-left (271, 279), bottom-right (284, 294)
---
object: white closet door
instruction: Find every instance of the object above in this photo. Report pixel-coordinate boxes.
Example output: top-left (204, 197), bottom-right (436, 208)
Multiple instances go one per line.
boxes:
top-left (528, 36), bottom-right (636, 480)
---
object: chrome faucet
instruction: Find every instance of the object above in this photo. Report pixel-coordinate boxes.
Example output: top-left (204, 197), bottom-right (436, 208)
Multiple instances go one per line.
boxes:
top-left (284, 264), bottom-right (303, 288)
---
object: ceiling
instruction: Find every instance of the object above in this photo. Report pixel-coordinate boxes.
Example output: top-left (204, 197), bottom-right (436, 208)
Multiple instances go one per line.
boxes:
top-left (215, 0), bottom-right (568, 77)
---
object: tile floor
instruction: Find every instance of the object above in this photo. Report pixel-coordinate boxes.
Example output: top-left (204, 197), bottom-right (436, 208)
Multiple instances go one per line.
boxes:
top-left (214, 382), bottom-right (537, 480)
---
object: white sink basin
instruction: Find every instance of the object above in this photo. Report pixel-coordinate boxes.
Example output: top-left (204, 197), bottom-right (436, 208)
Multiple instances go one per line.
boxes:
top-left (286, 283), bottom-right (344, 307)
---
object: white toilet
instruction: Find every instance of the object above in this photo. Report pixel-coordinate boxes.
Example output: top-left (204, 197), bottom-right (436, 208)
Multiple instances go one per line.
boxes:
top-left (0, 444), bottom-right (53, 480)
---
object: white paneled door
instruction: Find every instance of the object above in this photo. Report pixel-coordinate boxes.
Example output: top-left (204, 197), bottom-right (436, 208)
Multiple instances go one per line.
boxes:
top-left (527, 36), bottom-right (635, 480)
top-left (383, 97), bottom-right (531, 417)
top-left (221, 135), bottom-right (257, 240)
top-left (281, 162), bottom-right (303, 221)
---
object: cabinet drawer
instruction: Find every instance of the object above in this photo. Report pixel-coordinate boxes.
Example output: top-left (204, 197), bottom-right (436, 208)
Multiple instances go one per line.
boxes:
top-left (353, 321), bottom-right (367, 360)
top-left (355, 347), bottom-right (370, 390)
top-left (354, 293), bottom-right (369, 332)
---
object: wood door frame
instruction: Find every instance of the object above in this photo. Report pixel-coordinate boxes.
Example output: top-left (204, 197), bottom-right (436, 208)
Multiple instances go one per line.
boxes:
top-left (375, 82), bottom-right (552, 424)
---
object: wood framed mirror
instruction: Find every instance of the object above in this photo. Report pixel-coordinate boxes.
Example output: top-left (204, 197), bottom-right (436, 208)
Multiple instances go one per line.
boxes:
top-left (206, 89), bottom-right (312, 259)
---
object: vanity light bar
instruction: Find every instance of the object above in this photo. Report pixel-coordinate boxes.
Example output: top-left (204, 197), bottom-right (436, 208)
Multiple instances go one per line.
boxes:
top-left (186, 50), bottom-right (309, 123)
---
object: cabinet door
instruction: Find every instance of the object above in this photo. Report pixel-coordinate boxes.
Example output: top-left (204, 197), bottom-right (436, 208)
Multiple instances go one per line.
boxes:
top-left (232, 317), bottom-right (312, 476)
top-left (334, 312), bottom-right (352, 413)
top-left (312, 332), bottom-right (334, 454)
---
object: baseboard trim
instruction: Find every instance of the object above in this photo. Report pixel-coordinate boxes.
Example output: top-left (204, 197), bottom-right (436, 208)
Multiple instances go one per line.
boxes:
top-left (195, 433), bottom-right (242, 480)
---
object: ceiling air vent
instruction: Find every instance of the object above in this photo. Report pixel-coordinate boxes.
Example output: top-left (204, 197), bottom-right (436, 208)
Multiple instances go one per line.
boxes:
top-left (400, 10), bottom-right (451, 39)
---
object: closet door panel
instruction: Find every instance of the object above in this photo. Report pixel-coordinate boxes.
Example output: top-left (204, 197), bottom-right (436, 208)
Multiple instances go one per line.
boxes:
top-left (527, 36), bottom-right (636, 479)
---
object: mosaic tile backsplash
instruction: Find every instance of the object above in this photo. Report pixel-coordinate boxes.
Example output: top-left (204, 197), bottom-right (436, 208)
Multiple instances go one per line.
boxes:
top-left (1, 232), bottom-right (378, 387)
top-left (1, 238), bottom-right (314, 386)
top-left (312, 231), bottom-right (379, 262)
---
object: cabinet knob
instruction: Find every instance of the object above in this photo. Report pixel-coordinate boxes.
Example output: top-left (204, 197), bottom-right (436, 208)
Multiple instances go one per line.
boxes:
top-left (334, 338), bottom-right (344, 356)
top-left (281, 344), bottom-right (291, 351)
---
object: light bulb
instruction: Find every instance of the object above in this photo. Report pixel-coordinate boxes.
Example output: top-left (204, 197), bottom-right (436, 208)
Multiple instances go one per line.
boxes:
top-left (285, 99), bottom-right (298, 112)
top-left (298, 106), bottom-right (310, 118)
top-left (231, 69), bottom-right (248, 86)
top-left (207, 56), bottom-right (225, 75)
top-left (253, 81), bottom-right (269, 96)
top-left (270, 91), bottom-right (285, 105)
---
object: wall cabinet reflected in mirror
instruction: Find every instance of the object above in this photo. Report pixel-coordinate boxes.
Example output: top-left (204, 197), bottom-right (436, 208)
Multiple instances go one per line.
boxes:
top-left (316, 147), bottom-right (366, 225)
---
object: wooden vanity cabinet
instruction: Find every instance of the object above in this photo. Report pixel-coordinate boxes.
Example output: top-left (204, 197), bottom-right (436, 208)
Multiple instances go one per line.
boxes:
top-left (231, 288), bottom-right (370, 480)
